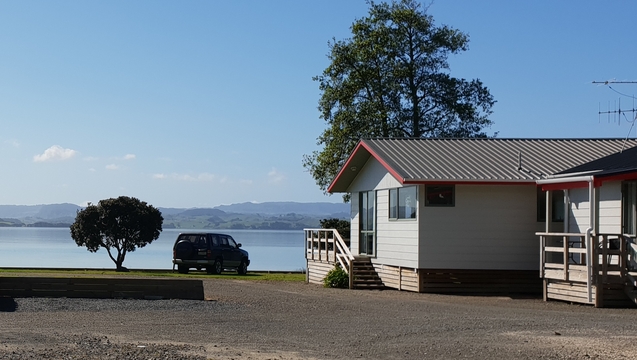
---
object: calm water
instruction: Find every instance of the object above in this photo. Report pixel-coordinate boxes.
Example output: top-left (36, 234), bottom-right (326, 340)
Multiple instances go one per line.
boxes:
top-left (0, 228), bottom-right (306, 271)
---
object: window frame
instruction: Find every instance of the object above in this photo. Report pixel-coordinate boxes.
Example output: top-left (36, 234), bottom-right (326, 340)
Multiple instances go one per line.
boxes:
top-left (425, 185), bottom-right (455, 207)
top-left (388, 186), bottom-right (417, 220)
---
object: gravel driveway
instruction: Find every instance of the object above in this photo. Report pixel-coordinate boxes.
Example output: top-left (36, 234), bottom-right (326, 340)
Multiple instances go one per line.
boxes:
top-left (2, 278), bottom-right (637, 359)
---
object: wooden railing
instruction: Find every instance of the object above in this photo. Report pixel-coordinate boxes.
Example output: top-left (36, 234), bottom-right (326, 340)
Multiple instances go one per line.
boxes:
top-left (304, 229), bottom-right (354, 274)
top-left (538, 232), bottom-right (637, 305)
top-left (538, 232), bottom-right (589, 282)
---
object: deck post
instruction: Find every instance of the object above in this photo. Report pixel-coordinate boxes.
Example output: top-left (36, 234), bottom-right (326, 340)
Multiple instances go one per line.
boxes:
top-left (348, 260), bottom-right (353, 290)
top-left (563, 235), bottom-right (569, 281)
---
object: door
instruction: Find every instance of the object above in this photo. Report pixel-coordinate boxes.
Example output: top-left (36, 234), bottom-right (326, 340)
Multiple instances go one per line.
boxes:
top-left (622, 181), bottom-right (637, 235)
top-left (221, 235), bottom-right (241, 267)
top-left (359, 190), bottom-right (375, 256)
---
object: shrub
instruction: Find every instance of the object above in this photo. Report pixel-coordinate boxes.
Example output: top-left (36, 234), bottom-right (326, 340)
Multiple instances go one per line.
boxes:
top-left (323, 265), bottom-right (349, 288)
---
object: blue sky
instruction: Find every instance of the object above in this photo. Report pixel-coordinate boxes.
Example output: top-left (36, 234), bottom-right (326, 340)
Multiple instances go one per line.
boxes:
top-left (1, 1), bottom-right (636, 208)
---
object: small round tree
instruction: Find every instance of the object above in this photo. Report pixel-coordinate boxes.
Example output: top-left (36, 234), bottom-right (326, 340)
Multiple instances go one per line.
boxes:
top-left (70, 196), bottom-right (163, 271)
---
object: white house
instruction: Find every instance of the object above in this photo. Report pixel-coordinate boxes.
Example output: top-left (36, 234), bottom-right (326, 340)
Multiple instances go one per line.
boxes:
top-left (306, 138), bottom-right (637, 303)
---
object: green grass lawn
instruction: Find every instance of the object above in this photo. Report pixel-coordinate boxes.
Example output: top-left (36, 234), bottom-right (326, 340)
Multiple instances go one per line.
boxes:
top-left (0, 268), bottom-right (305, 282)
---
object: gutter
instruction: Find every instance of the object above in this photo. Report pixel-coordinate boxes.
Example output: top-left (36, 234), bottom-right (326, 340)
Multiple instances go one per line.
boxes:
top-left (537, 175), bottom-right (595, 303)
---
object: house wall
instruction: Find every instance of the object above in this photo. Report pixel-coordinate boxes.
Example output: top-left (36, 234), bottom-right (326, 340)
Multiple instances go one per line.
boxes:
top-left (419, 184), bottom-right (539, 270)
top-left (346, 158), bottom-right (542, 271)
top-left (347, 157), bottom-right (419, 268)
top-left (567, 181), bottom-right (622, 234)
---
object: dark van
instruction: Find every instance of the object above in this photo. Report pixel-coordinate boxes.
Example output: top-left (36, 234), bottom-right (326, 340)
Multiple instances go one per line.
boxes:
top-left (172, 232), bottom-right (250, 275)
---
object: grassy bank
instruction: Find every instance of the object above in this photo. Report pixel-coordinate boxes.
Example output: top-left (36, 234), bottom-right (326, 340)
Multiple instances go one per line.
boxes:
top-left (0, 268), bottom-right (305, 282)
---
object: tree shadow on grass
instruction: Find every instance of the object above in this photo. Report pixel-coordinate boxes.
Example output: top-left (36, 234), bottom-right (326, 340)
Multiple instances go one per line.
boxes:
top-left (0, 297), bottom-right (17, 312)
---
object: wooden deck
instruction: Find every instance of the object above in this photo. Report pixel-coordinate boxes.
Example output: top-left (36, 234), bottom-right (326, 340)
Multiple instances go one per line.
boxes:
top-left (538, 232), bottom-right (637, 307)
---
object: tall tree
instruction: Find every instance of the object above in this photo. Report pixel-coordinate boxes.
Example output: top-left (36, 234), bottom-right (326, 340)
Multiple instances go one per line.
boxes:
top-left (70, 196), bottom-right (163, 271)
top-left (303, 0), bottom-right (495, 196)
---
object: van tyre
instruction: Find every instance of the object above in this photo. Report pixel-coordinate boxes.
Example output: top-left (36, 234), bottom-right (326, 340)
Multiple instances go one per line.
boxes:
top-left (210, 258), bottom-right (223, 275)
top-left (238, 260), bottom-right (248, 275)
top-left (177, 265), bottom-right (189, 274)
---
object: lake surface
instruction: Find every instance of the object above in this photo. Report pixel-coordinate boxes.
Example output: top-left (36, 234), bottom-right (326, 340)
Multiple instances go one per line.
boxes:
top-left (0, 228), bottom-right (306, 271)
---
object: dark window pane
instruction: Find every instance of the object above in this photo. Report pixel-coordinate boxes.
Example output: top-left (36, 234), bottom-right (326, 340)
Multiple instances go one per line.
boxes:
top-left (389, 189), bottom-right (397, 219)
top-left (426, 185), bottom-right (454, 206)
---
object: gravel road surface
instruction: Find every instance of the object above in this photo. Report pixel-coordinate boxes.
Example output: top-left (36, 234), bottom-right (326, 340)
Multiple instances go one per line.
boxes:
top-left (2, 278), bottom-right (637, 359)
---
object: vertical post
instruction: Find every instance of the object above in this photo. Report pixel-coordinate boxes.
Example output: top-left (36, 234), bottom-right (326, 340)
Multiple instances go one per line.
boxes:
top-left (620, 235), bottom-right (627, 280)
top-left (563, 235), bottom-right (569, 281)
top-left (348, 260), bottom-right (353, 290)
top-left (539, 235), bottom-right (545, 278)
top-left (545, 191), bottom-right (551, 233)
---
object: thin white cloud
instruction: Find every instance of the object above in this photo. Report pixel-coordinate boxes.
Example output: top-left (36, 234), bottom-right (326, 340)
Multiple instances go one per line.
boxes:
top-left (88, 168), bottom-right (96, 172)
top-left (240, 179), bottom-right (253, 185)
top-left (105, 164), bottom-right (119, 170)
top-left (4, 139), bottom-right (20, 148)
top-left (152, 173), bottom-right (166, 179)
top-left (33, 145), bottom-right (77, 162)
top-left (123, 154), bottom-right (136, 160)
top-left (83, 156), bottom-right (98, 161)
top-left (268, 168), bottom-right (285, 184)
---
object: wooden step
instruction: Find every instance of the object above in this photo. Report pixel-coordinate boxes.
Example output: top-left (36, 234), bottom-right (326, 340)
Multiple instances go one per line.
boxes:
top-left (350, 257), bottom-right (385, 290)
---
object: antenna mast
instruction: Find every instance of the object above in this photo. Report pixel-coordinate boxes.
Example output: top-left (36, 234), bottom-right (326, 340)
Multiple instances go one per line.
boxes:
top-left (593, 80), bottom-right (637, 147)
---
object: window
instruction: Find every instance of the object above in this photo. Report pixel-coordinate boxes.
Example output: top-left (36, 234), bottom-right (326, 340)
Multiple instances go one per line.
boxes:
top-left (537, 189), bottom-right (564, 222)
top-left (623, 181), bottom-right (637, 235)
top-left (425, 185), bottom-right (454, 207)
top-left (359, 191), bottom-right (375, 256)
top-left (389, 186), bottom-right (417, 219)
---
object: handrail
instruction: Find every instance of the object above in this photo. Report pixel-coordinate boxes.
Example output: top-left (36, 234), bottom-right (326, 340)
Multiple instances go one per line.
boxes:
top-left (304, 228), bottom-right (354, 274)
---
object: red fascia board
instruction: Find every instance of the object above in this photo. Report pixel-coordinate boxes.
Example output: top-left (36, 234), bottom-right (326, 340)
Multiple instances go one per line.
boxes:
top-left (360, 141), bottom-right (405, 184)
top-left (595, 171), bottom-right (637, 185)
top-left (327, 141), bottom-right (405, 193)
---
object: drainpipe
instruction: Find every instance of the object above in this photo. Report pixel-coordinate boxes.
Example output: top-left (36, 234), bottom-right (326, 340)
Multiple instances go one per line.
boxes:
top-left (537, 175), bottom-right (595, 303)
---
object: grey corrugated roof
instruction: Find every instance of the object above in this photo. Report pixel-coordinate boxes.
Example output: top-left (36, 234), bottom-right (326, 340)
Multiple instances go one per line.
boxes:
top-left (329, 138), bottom-right (637, 192)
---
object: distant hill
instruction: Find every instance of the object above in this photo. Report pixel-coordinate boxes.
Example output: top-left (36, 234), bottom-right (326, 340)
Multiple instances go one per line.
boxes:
top-left (213, 201), bottom-right (348, 216)
top-left (0, 201), bottom-right (349, 230)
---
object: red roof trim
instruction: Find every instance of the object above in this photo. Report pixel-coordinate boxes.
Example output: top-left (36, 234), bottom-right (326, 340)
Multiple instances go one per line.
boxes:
top-left (326, 142), bottom-right (365, 193)
top-left (359, 141), bottom-right (406, 184)
top-left (595, 171), bottom-right (637, 185)
top-left (327, 140), bottom-right (405, 193)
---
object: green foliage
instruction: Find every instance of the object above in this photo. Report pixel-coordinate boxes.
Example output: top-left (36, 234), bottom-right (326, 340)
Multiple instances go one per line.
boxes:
top-left (323, 265), bottom-right (349, 288)
top-left (319, 218), bottom-right (351, 238)
top-left (70, 196), bottom-right (163, 271)
top-left (304, 0), bottom-right (496, 197)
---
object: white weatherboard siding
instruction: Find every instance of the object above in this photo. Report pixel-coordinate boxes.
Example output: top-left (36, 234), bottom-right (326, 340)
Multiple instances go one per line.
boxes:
top-left (375, 188), bottom-right (419, 268)
top-left (568, 182), bottom-right (622, 234)
top-left (419, 185), bottom-right (539, 270)
top-left (598, 181), bottom-right (622, 234)
top-left (350, 194), bottom-right (360, 255)
top-left (567, 187), bottom-right (590, 233)
top-left (348, 157), bottom-right (419, 268)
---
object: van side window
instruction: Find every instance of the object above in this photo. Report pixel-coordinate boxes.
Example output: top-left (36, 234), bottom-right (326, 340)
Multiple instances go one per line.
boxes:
top-left (220, 236), bottom-right (229, 247)
top-left (197, 235), bottom-right (206, 247)
top-left (228, 237), bottom-right (237, 249)
top-left (210, 235), bottom-right (219, 247)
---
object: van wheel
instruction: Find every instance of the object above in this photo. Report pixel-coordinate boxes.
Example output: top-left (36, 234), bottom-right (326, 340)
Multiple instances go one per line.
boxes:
top-left (177, 265), bottom-right (189, 274)
top-left (210, 259), bottom-right (223, 275)
top-left (238, 260), bottom-right (248, 275)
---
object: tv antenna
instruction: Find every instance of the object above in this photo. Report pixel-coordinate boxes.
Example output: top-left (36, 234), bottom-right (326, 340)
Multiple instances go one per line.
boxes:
top-left (593, 80), bottom-right (637, 149)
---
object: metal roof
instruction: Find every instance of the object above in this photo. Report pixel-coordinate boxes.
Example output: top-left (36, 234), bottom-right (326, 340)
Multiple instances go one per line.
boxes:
top-left (558, 144), bottom-right (637, 177)
top-left (328, 138), bottom-right (637, 193)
